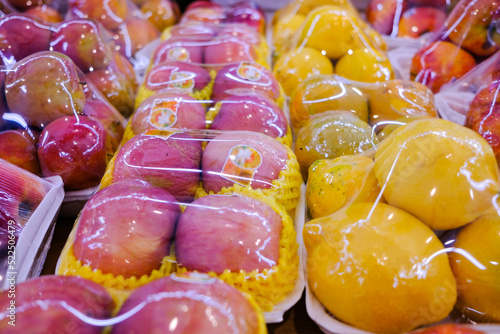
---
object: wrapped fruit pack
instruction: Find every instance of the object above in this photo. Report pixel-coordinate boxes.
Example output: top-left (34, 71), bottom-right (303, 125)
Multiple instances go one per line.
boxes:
top-left (302, 117), bottom-right (500, 333)
top-left (0, 0), bottom-right (66, 22)
top-left (409, 0), bottom-right (500, 93)
top-left (272, 4), bottom-right (393, 97)
top-left (0, 50), bottom-right (127, 193)
top-left (0, 274), bottom-right (267, 333)
top-left (0, 158), bottom-right (63, 288)
top-left (56, 132), bottom-right (302, 315)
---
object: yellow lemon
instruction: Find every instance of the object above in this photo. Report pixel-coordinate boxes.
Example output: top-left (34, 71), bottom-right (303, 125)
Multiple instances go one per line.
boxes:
top-left (306, 155), bottom-right (382, 218)
top-left (376, 116), bottom-right (431, 141)
top-left (304, 202), bottom-right (457, 334)
top-left (273, 14), bottom-right (306, 56)
top-left (335, 48), bottom-right (394, 83)
top-left (273, 47), bottom-right (334, 96)
top-left (374, 118), bottom-right (500, 230)
top-left (450, 213), bottom-right (500, 322)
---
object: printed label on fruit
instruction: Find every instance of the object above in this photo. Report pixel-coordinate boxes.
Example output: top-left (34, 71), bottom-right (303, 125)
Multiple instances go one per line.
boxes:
top-left (167, 47), bottom-right (191, 62)
top-left (148, 99), bottom-right (179, 129)
top-left (167, 71), bottom-right (195, 92)
top-left (237, 63), bottom-right (262, 81)
top-left (221, 145), bottom-right (262, 186)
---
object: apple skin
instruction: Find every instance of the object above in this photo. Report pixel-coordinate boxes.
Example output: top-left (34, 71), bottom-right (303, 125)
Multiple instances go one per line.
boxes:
top-left (110, 274), bottom-right (260, 334)
top-left (112, 16), bottom-right (160, 58)
top-left (446, 0), bottom-right (500, 57)
top-left (398, 7), bottom-right (447, 38)
top-left (180, 5), bottom-right (226, 25)
top-left (152, 38), bottom-right (204, 65)
top-left (216, 24), bottom-right (261, 48)
top-left (140, 0), bottom-right (180, 32)
top-left (0, 130), bottom-right (41, 175)
top-left (68, 0), bottom-right (128, 30)
top-left (6, 0), bottom-right (48, 11)
top-left (466, 81), bottom-right (500, 167)
top-left (113, 133), bottom-right (203, 203)
top-left (203, 37), bottom-right (257, 70)
top-left (408, 0), bottom-right (449, 6)
top-left (83, 98), bottom-right (125, 152)
top-left (409, 324), bottom-right (485, 334)
top-left (168, 24), bottom-right (218, 41)
top-left (131, 92), bottom-right (206, 135)
top-left (210, 94), bottom-right (288, 139)
top-left (202, 131), bottom-right (288, 193)
top-left (211, 62), bottom-right (279, 102)
top-left (24, 5), bottom-right (64, 24)
top-left (38, 115), bottom-right (108, 190)
top-left (5, 51), bottom-right (86, 129)
top-left (366, 0), bottom-right (410, 36)
top-left (0, 14), bottom-right (52, 66)
top-left (144, 61), bottom-right (211, 93)
top-left (110, 51), bottom-right (138, 92)
top-left (185, 0), bottom-right (222, 12)
top-left (73, 179), bottom-right (180, 278)
top-left (176, 194), bottom-right (281, 273)
top-left (224, 3), bottom-right (265, 34)
top-left (0, 275), bottom-right (115, 334)
top-left (50, 19), bottom-right (113, 73)
top-left (410, 41), bottom-right (476, 93)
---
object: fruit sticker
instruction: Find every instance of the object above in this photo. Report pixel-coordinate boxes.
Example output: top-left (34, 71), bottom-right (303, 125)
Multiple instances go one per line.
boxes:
top-left (221, 145), bottom-right (262, 186)
top-left (237, 63), bottom-right (262, 81)
top-left (148, 99), bottom-right (179, 129)
top-left (167, 47), bottom-right (191, 62)
top-left (167, 71), bottom-right (195, 92)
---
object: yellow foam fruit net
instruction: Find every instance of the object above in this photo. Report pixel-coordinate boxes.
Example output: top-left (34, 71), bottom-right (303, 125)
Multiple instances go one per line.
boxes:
top-left (178, 186), bottom-right (299, 312)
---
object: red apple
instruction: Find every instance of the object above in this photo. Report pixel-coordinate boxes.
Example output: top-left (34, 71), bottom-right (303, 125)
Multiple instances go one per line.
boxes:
top-left (168, 24), bottom-right (218, 41)
top-left (113, 133), bottom-right (203, 202)
top-left (0, 14), bottom-right (52, 65)
top-left (145, 61), bottom-right (211, 93)
top-left (68, 0), bottom-right (128, 30)
top-left (410, 324), bottom-right (485, 334)
top-left (84, 67), bottom-right (135, 118)
top-left (38, 115), bottom-right (108, 190)
top-left (446, 0), bottom-right (500, 57)
top-left (398, 7), bottom-right (447, 38)
top-left (131, 92), bottom-right (206, 134)
top-left (176, 193), bottom-right (281, 273)
top-left (366, 0), bottom-right (410, 36)
top-left (83, 98), bottom-right (125, 152)
top-left (112, 16), bottom-right (160, 58)
top-left (408, 0), bottom-right (449, 6)
top-left (50, 19), bottom-right (113, 73)
top-left (216, 24), bottom-right (261, 48)
top-left (202, 131), bottom-right (288, 193)
top-left (410, 40), bottom-right (476, 93)
top-left (5, 51), bottom-right (86, 128)
top-left (6, 0), bottom-right (47, 11)
top-left (73, 179), bottom-right (180, 278)
top-left (110, 51), bottom-right (138, 92)
top-left (152, 38), bottom-right (204, 65)
top-left (0, 275), bottom-right (114, 333)
top-left (0, 130), bottom-right (41, 175)
top-left (210, 94), bottom-right (288, 139)
top-left (24, 5), bottom-right (64, 24)
top-left (180, 6), bottom-right (226, 25)
top-left (140, 0), bottom-right (180, 32)
top-left (110, 273), bottom-right (260, 334)
top-left (224, 2), bottom-right (265, 34)
top-left (185, 0), bottom-right (222, 12)
top-left (203, 37), bottom-right (257, 69)
top-left (211, 62), bottom-right (280, 102)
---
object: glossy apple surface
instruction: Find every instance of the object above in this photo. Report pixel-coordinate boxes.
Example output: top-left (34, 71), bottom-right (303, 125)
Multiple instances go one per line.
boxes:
top-left (73, 179), bottom-right (180, 278)
top-left (366, 0), bottom-right (410, 35)
top-left (152, 38), bottom-right (204, 65)
top-left (140, 0), bottom-right (180, 31)
top-left (24, 5), bottom-right (64, 24)
top-left (83, 98), bottom-right (125, 152)
top-left (203, 37), bottom-right (257, 70)
top-left (68, 0), bottom-right (128, 30)
top-left (144, 61), bottom-right (211, 93)
top-left (112, 16), bottom-right (160, 58)
top-left (224, 3), bottom-right (265, 33)
top-left (397, 7), bottom-right (447, 38)
top-left (0, 130), bottom-right (41, 175)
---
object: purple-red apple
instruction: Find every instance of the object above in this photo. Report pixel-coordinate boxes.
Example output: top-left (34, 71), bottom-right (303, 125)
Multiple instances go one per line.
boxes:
top-left (224, 2), bottom-right (265, 34)
top-left (202, 131), bottom-right (288, 193)
top-left (50, 19), bottom-right (113, 73)
top-left (24, 5), bottom-right (64, 24)
top-left (211, 62), bottom-right (279, 102)
top-left (112, 133), bottom-right (203, 202)
top-left (203, 37), bottom-right (257, 69)
top-left (5, 0), bottom-right (47, 11)
top-left (110, 273), bottom-right (260, 334)
top-left (216, 24), bottom-right (261, 48)
top-left (152, 38), bottom-right (204, 65)
top-left (38, 115), bottom-right (108, 190)
top-left (5, 51), bottom-right (86, 128)
top-left (210, 94), bottom-right (288, 139)
top-left (408, 0), bottom-right (449, 6)
top-left (140, 0), bottom-right (180, 32)
top-left (0, 275), bottom-right (114, 333)
top-left (410, 40), bottom-right (476, 93)
top-left (366, 0), bottom-right (410, 36)
top-left (131, 92), bottom-right (206, 134)
top-left (185, 0), bottom-right (222, 12)
top-left (112, 16), bottom-right (160, 58)
top-left (68, 0), bottom-right (128, 30)
top-left (73, 179), bottom-right (180, 278)
top-left (145, 61), bottom-right (211, 93)
top-left (0, 130), bottom-right (41, 175)
top-left (176, 193), bottom-right (281, 273)
top-left (0, 14), bottom-right (52, 65)
top-left (83, 98), bottom-right (125, 152)
top-left (168, 24), bottom-right (217, 41)
top-left (180, 5), bottom-right (226, 25)
top-left (398, 7), bottom-right (447, 38)
top-left (84, 67), bottom-right (135, 118)
top-left (110, 51), bottom-right (138, 92)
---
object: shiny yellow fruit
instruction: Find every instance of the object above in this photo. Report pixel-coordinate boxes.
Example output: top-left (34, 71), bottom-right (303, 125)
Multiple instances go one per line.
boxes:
top-left (306, 155), bottom-right (382, 218)
top-left (290, 74), bottom-right (369, 132)
top-left (376, 116), bottom-right (431, 141)
top-left (273, 14), bottom-right (306, 56)
top-left (335, 48), bottom-right (394, 83)
top-left (303, 202), bottom-right (457, 334)
top-left (374, 118), bottom-right (500, 230)
top-left (450, 213), bottom-right (500, 322)
top-left (273, 47), bottom-right (334, 96)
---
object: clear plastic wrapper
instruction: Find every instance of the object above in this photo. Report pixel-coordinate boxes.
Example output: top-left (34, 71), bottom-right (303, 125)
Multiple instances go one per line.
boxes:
top-left (0, 0), bottom-right (66, 22)
top-left (0, 273), bottom-right (267, 333)
top-left (0, 158), bottom-right (64, 288)
top-left (302, 117), bottom-right (500, 333)
top-left (272, 4), bottom-right (393, 96)
top-left (409, 0), bottom-right (500, 93)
